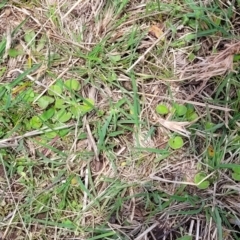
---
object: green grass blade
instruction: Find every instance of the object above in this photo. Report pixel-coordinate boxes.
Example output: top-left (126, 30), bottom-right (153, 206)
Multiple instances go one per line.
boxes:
top-left (87, 231), bottom-right (116, 240)
top-left (97, 112), bottom-right (113, 152)
top-left (214, 208), bottom-right (223, 240)
top-left (0, 0), bottom-right (7, 9)
top-left (9, 63), bottom-right (42, 88)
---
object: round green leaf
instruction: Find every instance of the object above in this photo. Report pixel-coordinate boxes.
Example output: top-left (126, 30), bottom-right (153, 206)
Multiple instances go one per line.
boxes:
top-left (36, 34), bottom-right (47, 52)
top-left (80, 99), bottom-right (95, 113)
top-left (55, 98), bottom-right (65, 109)
top-left (30, 116), bottom-right (42, 129)
top-left (194, 172), bottom-right (206, 182)
top-left (37, 96), bottom-right (54, 109)
top-left (232, 172), bottom-right (240, 181)
top-left (156, 104), bottom-right (169, 115)
top-left (194, 172), bottom-right (210, 189)
top-left (174, 104), bottom-right (187, 116)
top-left (65, 79), bottom-right (81, 91)
top-left (54, 109), bottom-right (72, 123)
top-left (48, 84), bottom-right (62, 96)
top-left (60, 112), bottom-right (71, 123)
top-left (168, 136), bottom-right (184, 150)
top-left (233, 165), bottom-right (240, 174)
top-left (187, 112), bottom-right (198, 121)
top-left (8, 48), bottom-right (23, 58)
top-left (70, 99), bottom-right (94, 118)
top-left (24, 30), bottom-right (36, 49)
top-left (70, 105), bottom-right (79, 118)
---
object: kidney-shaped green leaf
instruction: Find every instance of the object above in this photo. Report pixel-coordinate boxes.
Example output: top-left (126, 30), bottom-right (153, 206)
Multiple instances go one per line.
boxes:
top-left (37, 96), bottom-right (54, 109)
top-left (232, 172), bottom-right (240, 181)
top-left (174, 104), bottom-right (187, 117)
top-left (55, 98), bottom-right (65, 109)
top-left (54, 109), bottom-right (72, 123)
top-left (233, 165), bottom-right (240, 174)
top-left (194, 172), bottom-right (210, 189)
top-left (65, 79), bottom-right (81, 91)
top-left (168, 136), bottom-right (184, 150)
top-left (48, 84), bottom-right (62, 96)
top-left (30, 116), bottom-right (42, 129)
top-left (156, 104), bottom-right (168, 115)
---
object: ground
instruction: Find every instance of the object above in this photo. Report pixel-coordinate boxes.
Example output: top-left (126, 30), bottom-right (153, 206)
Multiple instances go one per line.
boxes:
top-left (0, 0), bottom-right (240, 239)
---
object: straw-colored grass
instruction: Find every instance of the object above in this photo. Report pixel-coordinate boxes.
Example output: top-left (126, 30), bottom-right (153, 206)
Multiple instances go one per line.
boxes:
top-left (0, 0), bottom-right (240, 239)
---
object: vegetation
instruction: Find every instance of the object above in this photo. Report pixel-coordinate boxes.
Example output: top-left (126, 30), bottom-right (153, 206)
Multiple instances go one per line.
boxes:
top-left (0, 0), bottom-right (240, 239)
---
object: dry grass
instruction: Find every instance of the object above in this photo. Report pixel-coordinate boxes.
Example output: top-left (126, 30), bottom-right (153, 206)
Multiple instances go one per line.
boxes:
top-left (0, 0), bottom-right (240, 239)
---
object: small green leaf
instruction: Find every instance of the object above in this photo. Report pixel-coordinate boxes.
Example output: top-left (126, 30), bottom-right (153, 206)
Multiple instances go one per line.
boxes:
top-left (55, 98), bottom-right (65, 109)
top-left (174, 104), bottom-right (187, 116)
top-left (183, 33), bottom-right (196, 42)
top-left (58, 129), bottom-right (70, 137)
top-left (156, 104), bottom-right (169, 115)
top-left (45, 131), bottom-right (58, 139)
top-left (0, 67), bottom-right (6, 78)
top-left (37, 96), bottom-right (54, 109)
top-left (24, 30), bottom-right (36, 50)
top-left (78, 132), bottom-right (87, 140)
top-left (36, 34), bottom-right (47, 52)
top-left (186, 104), bottom-right (195, 113)
top-left (65, 79), bottom-right (81, 91)
top-left (8, 48), bottom-right (23, 57)
top-left (83, 98), bottom-right (95, 107)
top-left (186, 104), bottom-right (197, 121)
top-left (168, 136), bottom-right (184, 149)
top-left (194, 172), bottom-right (210, 189)
top-left (40, 108), bottom-right (55, 121)
top-left (205, 122), bottom-right (214, 130)
top-left (17, 166), bottom-right (24, 175)
top-left (233, 165), bottom-right (240, 174)
top-left (79, 104), bottom-right (92, 113)
top-left (70, 105), bottom-right (79, 118)
top-left (61, 219), bottom-right (75, 228)
top-left (30, 116), bottom-right (42, 129)
top-left (22, 88), bottom-right (35, 102)
top-left (0, 0), bottom-right (7, 9)
top-left (194, 172), bottom-right (206, 182)
top-left (187, 112), bottom-right (198, 121)
top-left (232, 172), bottom-right (240, 181)
top-left (48, 84), bottom-right (62, 96)
top-left (54, 109), bottom-right (72, 123)
top-left (70, 99), bottom-right (94, 118)
top-left (109, 54), bottom-right (121, 62)
top-left (234, 54), bottom-right (240, 62)
top-left (154, 153), bottom-right (170, 162)
top-left (59, 112), bottom-right (72, 123)
top-left (80, 100), bottom-right (94, 113)
top-left (188, 53), bottom-right (195, 61)
top-left (197, 181), bottom-right (210, 189)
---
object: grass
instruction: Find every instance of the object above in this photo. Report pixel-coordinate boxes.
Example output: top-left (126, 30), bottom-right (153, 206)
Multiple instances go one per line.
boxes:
top-left (0, 0), bottom-right (240, 239)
